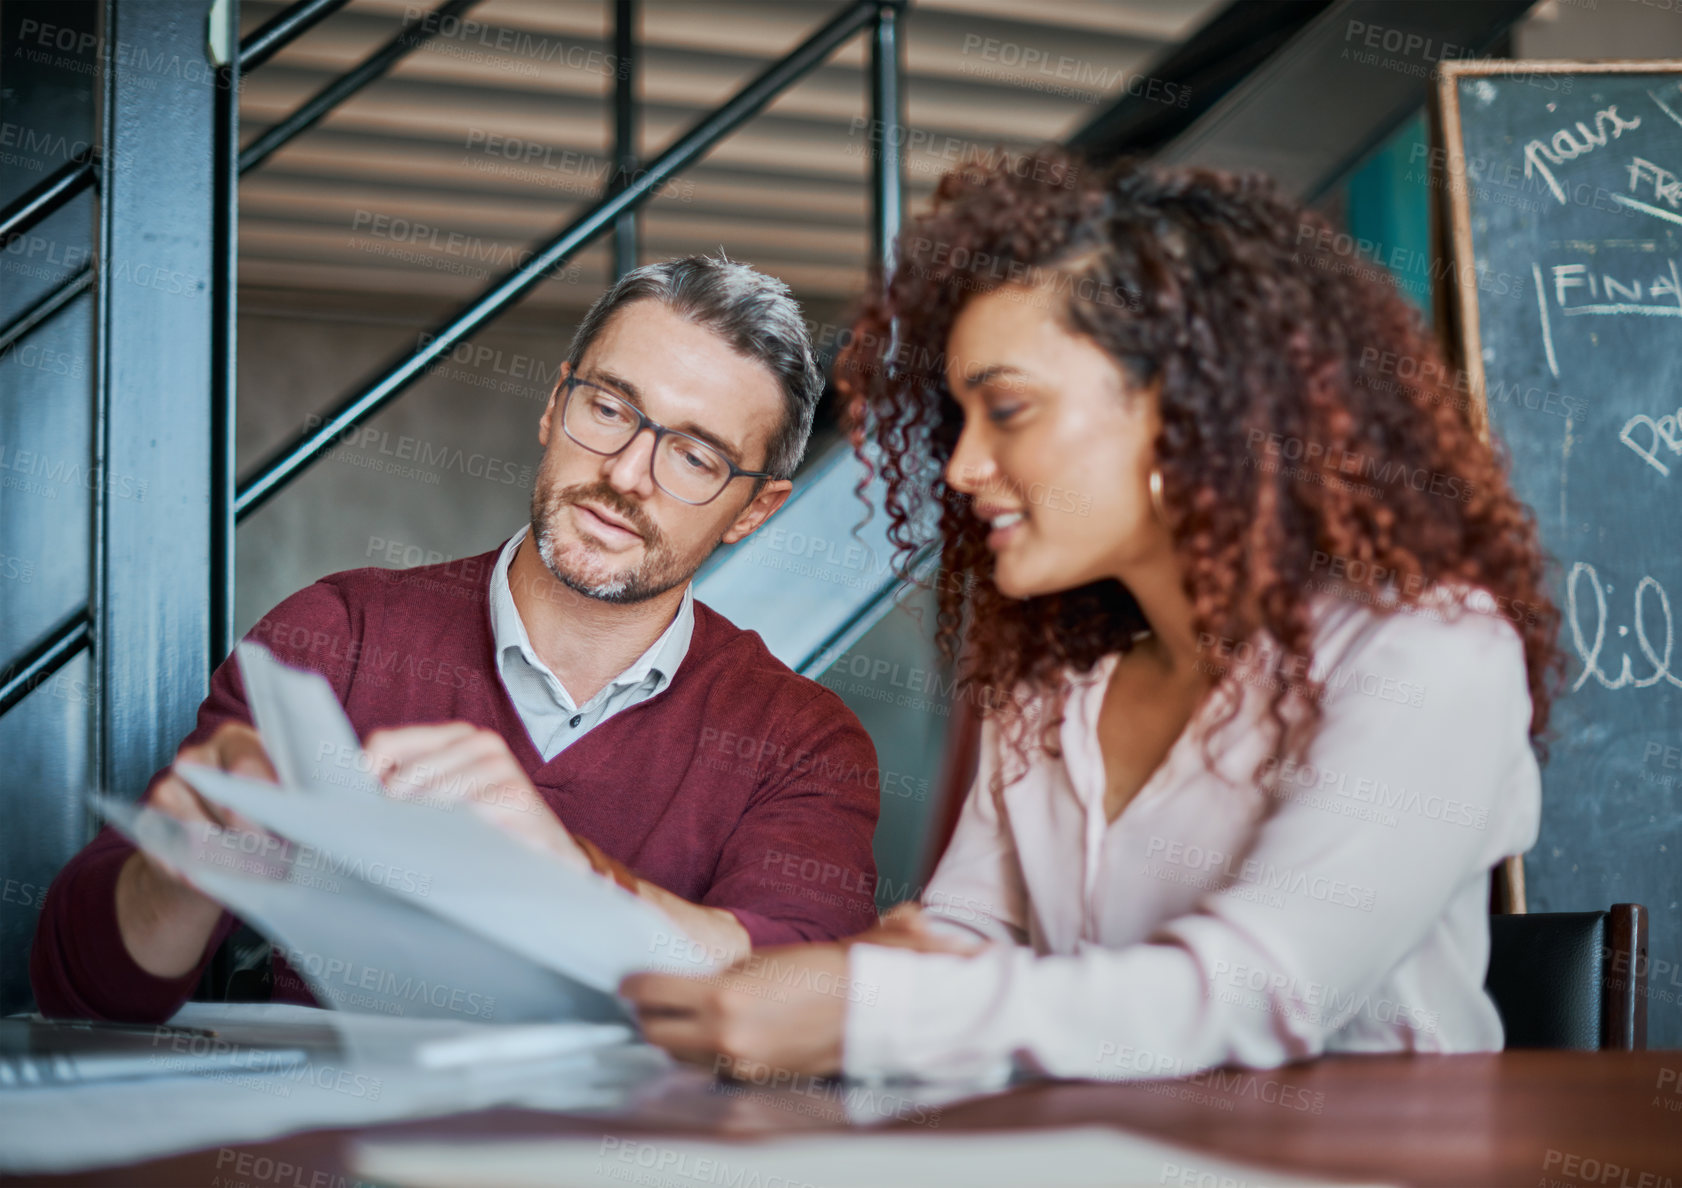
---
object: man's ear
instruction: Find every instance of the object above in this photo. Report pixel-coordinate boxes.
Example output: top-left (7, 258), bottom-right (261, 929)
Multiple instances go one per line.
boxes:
top-left (721, 478), bottom-right (794, 545)
top-left (539, 362), bottom-right (572, 447)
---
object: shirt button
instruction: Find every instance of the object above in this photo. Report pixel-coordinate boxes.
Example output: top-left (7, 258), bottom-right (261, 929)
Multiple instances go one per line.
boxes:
top-left (570, 714), bottom-right (582, 727)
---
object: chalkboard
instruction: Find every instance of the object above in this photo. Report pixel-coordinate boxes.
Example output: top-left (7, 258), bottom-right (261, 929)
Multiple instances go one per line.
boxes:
top-left (1437, 60), bottom-right (1682, 1048)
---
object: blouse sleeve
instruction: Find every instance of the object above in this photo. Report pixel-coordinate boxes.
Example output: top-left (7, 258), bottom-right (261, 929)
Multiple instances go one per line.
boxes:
top-left (919, 715), bottom-right (1032, 946)
top-left (843, 607), bottom-right (1541, 1082)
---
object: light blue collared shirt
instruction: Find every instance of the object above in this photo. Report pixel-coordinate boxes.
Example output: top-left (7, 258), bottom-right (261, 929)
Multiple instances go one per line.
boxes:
top-left (488, 524), bottom-right (694, 761)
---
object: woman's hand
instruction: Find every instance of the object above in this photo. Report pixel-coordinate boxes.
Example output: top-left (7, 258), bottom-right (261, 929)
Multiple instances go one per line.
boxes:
top-left (620, 910), bottom-right (987, 1078)
top-left (620, 943), bottom-right (852, 1079)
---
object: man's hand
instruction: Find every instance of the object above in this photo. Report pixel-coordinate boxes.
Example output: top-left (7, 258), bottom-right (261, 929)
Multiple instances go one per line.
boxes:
top-left (115, 722), bottom-right (276, 978)
top-left (362, 723), bottom-right (753, 963)
top-left (362, 723), bottom-right (593, 871)
top-left (620, 943), bottom-right (850, 1079)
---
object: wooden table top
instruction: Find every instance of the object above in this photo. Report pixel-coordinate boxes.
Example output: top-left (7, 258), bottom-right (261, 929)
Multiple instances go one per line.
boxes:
top-left (11, 1050), bottom-right (1682, 1188)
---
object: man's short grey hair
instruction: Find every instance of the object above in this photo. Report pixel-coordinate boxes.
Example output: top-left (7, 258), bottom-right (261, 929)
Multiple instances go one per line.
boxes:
top-left (564, 254), bottom-right (823, 482)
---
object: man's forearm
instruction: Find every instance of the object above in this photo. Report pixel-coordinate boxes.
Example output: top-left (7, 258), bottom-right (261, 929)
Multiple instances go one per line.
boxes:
top-left (113, 853), bottom-right (225, 979)
top-left (572, 835), bottom-right (751, 964)
top-left (636, 880), bottom-right (752, 966)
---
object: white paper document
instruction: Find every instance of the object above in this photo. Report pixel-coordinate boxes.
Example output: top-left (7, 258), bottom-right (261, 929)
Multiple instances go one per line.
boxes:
top-left (236, 636), bottom-right (382, 797)
top-left (93, 642), bottom-right (713, 1025)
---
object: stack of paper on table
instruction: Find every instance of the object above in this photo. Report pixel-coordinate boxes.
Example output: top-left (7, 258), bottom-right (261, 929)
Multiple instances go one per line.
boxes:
top-left (95, 641), bottom-right (713, 1025)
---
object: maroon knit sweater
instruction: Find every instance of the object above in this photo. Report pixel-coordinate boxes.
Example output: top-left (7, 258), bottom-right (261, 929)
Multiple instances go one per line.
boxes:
top-left (30, 547), bottom-right (881, 1021)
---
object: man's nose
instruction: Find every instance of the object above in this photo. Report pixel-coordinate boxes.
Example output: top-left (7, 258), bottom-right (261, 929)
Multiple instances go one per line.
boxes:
top-left (605, 427), bottom-right (659, 496)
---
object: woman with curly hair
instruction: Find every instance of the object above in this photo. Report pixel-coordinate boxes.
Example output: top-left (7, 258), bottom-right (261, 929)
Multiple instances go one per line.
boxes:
top-left (621, 150), bottom-right (1561, 1084)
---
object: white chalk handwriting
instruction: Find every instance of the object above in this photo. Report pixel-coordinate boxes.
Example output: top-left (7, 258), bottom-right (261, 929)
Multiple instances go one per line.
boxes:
top-left (1567, 562), bottom-right (1681, 691)
top-left (1620, 405), bottom-right (1681, 477)
top-left (1626, 156), bottom-right (1682, 209)
top-left (1549, 258), bottom-right (1682, 316)
top-left (1524, 106), bottom-right (1643, 205)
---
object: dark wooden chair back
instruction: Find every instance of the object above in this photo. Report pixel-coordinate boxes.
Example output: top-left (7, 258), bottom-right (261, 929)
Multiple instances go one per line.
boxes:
top-left (1484, 901), bottom-right (1648, 1051)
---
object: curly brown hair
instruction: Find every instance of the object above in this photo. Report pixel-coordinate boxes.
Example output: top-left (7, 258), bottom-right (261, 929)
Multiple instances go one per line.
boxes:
top-left (836, 149), bottom-right (1562, 787)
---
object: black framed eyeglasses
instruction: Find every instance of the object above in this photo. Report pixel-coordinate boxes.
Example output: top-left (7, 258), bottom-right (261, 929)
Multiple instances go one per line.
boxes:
top-left (557, 375), bottom-right (773, 505)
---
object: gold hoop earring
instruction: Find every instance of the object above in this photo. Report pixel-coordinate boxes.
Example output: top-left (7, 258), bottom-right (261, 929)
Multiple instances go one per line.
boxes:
top-left (1148, 467), bottom-right (1168, 521)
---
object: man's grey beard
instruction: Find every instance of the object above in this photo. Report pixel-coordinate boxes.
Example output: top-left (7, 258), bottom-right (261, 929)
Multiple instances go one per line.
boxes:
top-left (531, 484), bottom-right (698, 604)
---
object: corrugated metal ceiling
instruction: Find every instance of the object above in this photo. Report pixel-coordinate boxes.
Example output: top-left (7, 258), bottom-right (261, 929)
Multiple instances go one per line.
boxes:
top-left (237, 0), bottom-right (1227, 314)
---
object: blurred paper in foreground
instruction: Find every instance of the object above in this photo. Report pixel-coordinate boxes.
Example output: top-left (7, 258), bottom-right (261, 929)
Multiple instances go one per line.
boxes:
top-left (95, 642), bottom-right (713, 1024)
top-left (353, 1126), bottom-right (1401, 1188)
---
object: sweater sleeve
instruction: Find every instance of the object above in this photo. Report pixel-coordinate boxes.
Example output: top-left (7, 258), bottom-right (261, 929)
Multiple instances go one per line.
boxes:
top-left (29, 580), bottom-right (356, 1021)
top-left (843, 608), bottom-right (1541, 1082)
top-left (700, 686), bottom-right (882, 946)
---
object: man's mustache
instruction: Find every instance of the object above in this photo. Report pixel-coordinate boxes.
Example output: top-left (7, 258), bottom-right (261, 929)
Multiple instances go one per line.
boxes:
top-left (558, 485), bottom-right (656, 542)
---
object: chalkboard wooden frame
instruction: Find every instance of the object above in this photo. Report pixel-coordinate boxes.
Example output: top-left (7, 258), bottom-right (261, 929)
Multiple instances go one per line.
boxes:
top-left (1434, 58), bottom-right (1682, 920)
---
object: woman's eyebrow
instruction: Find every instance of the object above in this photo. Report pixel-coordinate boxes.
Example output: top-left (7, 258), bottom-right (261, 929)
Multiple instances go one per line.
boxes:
top-left (952, 363), bottom-right (1029, 391)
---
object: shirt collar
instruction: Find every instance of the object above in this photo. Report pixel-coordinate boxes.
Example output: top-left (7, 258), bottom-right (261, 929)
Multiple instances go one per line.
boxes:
top-left (489, 524), bottom-right (694, 703)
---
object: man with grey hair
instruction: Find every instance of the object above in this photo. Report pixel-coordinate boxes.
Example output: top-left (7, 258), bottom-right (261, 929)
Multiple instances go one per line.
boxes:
top-left (33, 256), bottom-right (883, 1022)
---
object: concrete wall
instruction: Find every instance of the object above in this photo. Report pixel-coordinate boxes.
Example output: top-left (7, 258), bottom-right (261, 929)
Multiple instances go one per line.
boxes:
top-left (234, 302), bottom-right (564, 638)
top-left (1517, 0), bottom-right (1682, 57)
